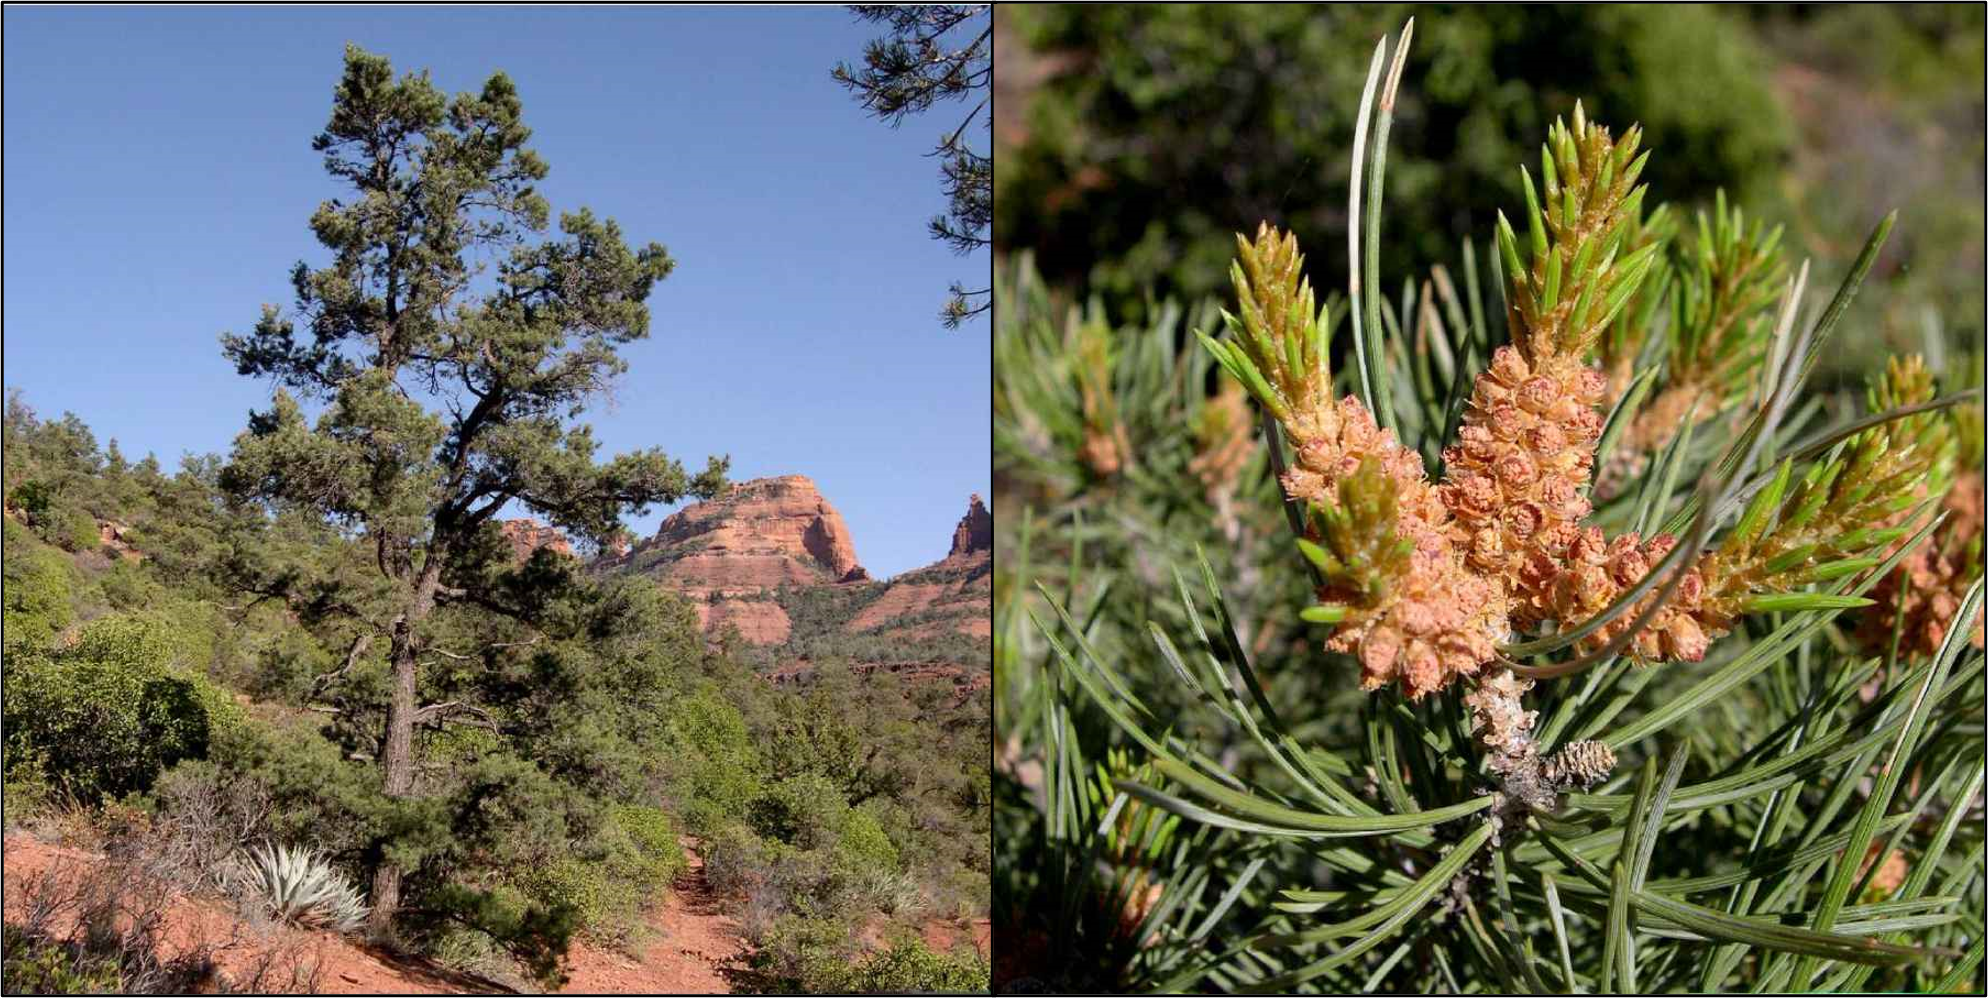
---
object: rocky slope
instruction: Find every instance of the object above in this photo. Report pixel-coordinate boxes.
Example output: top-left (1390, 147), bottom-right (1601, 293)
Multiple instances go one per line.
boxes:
top-left (846, 495), bottom-right (992, 641)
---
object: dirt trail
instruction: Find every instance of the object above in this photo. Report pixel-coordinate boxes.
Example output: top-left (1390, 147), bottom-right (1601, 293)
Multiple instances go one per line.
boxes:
top-left (560, 841), bottom-right (747, 994)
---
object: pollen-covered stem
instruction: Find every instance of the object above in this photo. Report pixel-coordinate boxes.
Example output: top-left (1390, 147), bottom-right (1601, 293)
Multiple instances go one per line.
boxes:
top-left (1467, 667), bottom-right (1617, 815)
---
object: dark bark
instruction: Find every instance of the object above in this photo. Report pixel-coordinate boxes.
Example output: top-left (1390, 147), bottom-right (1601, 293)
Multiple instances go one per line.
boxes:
top-left (365, 545), bottom-right (447, 933)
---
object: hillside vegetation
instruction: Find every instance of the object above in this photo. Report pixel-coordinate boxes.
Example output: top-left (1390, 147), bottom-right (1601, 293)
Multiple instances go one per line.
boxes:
top-left (1, 41), bottom-right (988, 995)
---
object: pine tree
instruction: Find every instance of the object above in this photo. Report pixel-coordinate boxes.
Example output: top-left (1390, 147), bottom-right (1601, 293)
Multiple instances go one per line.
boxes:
top-left (219, 46), bottom-right (727, 929)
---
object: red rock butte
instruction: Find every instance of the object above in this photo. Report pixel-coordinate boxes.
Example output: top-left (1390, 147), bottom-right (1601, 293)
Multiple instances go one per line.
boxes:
top-left (599, 479), bottom-right (990, 660)
top-left (498, 518), bottom-right (573, 562)
top-left (604, 475), bottom-right (867, 644)
top-left (643, 474), bottom-right (864, 585)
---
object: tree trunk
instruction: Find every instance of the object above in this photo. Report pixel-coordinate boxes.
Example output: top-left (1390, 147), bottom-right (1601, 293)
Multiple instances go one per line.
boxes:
top-left (365, 552), bottom-right (446, 935)
top-left (366, 639), bottom-right (418, 933)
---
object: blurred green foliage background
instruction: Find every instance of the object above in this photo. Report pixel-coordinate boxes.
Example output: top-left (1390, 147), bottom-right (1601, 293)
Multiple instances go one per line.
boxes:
top-left (994, 3), bottom-right (1983, 369)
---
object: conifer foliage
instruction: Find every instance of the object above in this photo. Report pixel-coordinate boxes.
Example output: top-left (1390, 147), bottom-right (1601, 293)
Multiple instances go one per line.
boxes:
top-left (999, 19), bottom-right (1985, 993)
top-left (834, 4), bottom-right (992, 328)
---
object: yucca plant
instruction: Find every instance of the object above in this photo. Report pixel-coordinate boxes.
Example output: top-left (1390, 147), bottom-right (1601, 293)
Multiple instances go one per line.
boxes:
top-left (230, 841), bottom-right (371, 934)
top-left (997, 19), bottom-right (1985, 994)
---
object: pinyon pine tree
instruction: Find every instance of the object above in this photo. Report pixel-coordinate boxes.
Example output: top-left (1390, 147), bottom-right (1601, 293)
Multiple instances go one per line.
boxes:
top-left (998, 19), bottom-right (1984, 993)
top-left (220, 46), bottom-right (726, 930)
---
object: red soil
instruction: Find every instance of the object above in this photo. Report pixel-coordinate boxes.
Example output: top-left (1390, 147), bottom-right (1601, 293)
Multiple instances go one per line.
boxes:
top-left (920, 916), bottom-right (993, 957)
top-left (3, 832), bottom-right (750, 994)
top-left (2, 832), bottom-right (469, 994)
top-left (559, 844), bottom-right (746, 994)
top-left (4, 830), bottom-right (984, 993)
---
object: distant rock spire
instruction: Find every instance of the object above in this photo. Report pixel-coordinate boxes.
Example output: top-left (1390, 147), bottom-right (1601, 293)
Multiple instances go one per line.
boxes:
top-left (949, 493), bottom-right (992, 558)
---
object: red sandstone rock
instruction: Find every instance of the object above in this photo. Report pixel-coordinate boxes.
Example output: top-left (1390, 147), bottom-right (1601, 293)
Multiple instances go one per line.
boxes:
top-left (847, 494), bottom-right (993, 641)
top-left (498, 518), bottom-right (573, 562)
top-left (950, 493), bottom-right (992, 558)
top-left (96, 519), bottom-right (142, 562)
top-left (846, 564), bottom-right (991, 639)
top-left (696, 597), bottom-right (793, 645)
top-left (611, 476), bottom-right (864, 645)
top-left (639, 475), bottom-right (863, 586)
top-left (604, 477), bottom-right (992, 657)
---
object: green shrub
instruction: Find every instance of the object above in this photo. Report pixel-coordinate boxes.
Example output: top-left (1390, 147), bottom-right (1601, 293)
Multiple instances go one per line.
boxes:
top-left (423, 883), bottom-right (579, 990)
top-left (834, 808), bottom-right (923, 916)
top-left (829, 937), bottom-right (991, 994)
top-left (741, 913), bottom-right (854, 992)
top-left (607, 803), bottom-right (687, 905)
top-left (93, 557), bottom-right (159, 610)
top-left (522, 856), bottom-right (629, 940)
top-left (1, 749), bottom-right (52, 827)
top-left (703, 822), bottom-right (768, 897)
top-left (518, 806), bottom-right (685, 950)
top-left (2, 614), bottom-right (245, 802)
top-left (2, 518), bottom-right (76, 647)
top-left (0, 924), bottom-right (122, 995)
top-left (56, 507), bottom-right (99, 552)
top-left (8, 479), bottom-right (53, 520)
top-left (209, 719), bottom-right (392, 865)
top-left (743, 922), bottom-right (990, 995)
top-left (833, 805), bottom-right (900, 874)
top-left (748, 773), bottom-right (849, 850)
top-left (665, 684), bottom-right (763, 833)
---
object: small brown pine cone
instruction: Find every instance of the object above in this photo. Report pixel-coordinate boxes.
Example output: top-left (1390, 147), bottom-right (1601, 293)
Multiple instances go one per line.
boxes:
top-left (1545, 740), bottom-right (1617, 789)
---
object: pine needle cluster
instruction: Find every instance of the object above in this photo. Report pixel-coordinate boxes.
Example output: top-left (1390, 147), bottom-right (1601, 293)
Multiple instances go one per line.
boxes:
top-left (997, 18), bottom-right (1985, 995)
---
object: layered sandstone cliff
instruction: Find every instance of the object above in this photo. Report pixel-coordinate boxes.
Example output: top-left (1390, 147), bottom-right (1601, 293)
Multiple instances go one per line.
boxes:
top-left (605, 475), bottom-right (867, 644)
top-left (601, 479), bottom-right (990, 676)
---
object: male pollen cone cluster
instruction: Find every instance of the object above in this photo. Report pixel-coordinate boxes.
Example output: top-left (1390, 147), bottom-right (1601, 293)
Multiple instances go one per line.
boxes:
top-left (1207, 106), bottom-right (1961, 701)
top-left (1205, 225), bottom-right (1504, 700)
top-left (1859, 466), bottom-right (1985, 657)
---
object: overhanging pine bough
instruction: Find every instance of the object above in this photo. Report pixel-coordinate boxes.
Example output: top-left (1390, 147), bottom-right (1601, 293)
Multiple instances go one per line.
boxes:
top-left (1039, 18), bottom-right (1985, 992)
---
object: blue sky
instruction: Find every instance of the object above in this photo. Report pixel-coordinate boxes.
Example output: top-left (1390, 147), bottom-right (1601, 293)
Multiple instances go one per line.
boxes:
top-left (3, 6), bottom-right (988, 579)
